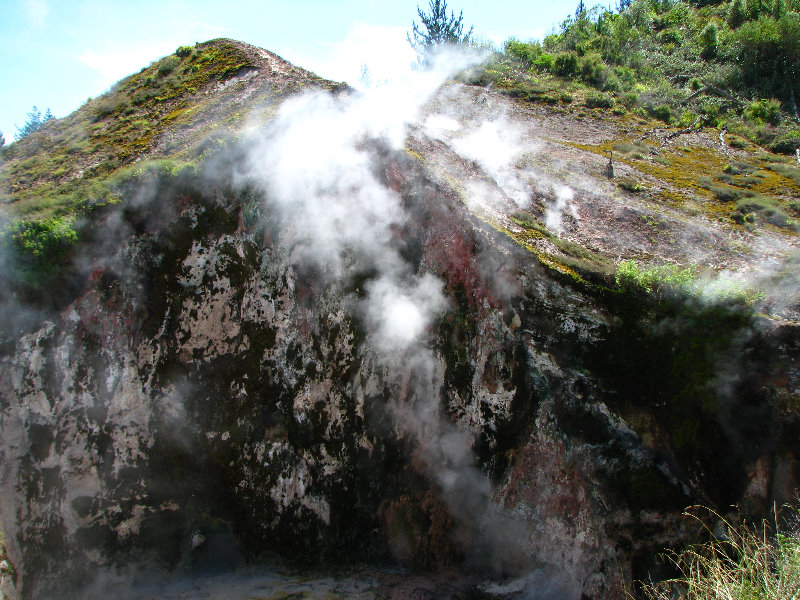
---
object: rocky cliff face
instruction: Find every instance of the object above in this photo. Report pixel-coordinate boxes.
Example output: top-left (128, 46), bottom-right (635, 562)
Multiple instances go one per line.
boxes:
top-left (1, 41), bottom-right (799, 600)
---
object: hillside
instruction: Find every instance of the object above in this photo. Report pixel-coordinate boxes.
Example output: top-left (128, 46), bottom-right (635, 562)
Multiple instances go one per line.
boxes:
top-left (0, 27), bottom-right (799, 600)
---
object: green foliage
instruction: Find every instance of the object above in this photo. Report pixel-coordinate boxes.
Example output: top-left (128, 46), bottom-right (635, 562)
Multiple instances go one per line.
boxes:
top-left (156, 55), bottom-right (181, 78)
top-left (615, 259), bottom-right (696, 293)
top-left (745, 97), bottom-right (783, 124)
top-left (585, 91), bottom-right (615, 107)
top-left (641, 509), bottom-right (800, 600)
top-left (408, 0), bottom-right (473, 64)
top-left (15, 106), bottom-right (54, 140)
top-left (553, 52), bottom-right (579, 76)
top-left (733, 14), bottom-right (800, 91)
top-left (729, 0), bottom-right (747, 27)
top-left (533, 53), bottom-right (555, 70)
top-left (768, 132), bottom-right (800, 154)
top-left (1, 216), bottom-right (78, 273)
top-left (504, 39), bottom-right (541, 65)
top-left (650, 102), bottom-right (674, 122)
top-left (700, 22), bottom-right (719, 58)
top-left (175, 45), bottom-right (193, 58)
top-left (735, 194), bottom-right (796, 228)
top-left (491, 0), bottom-right (799, 148)
top-left (617, 176), bottom-right (644, 192)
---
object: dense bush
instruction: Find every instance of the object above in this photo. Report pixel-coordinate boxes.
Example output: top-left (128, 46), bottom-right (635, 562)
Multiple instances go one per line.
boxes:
top-left (490, 0), bottom-right (800, 149)
top-left (732, 14), bottom-right (800, 91)
top-left (769, 132), bottom-right (800, 154)
top-left (701, 22), bottom-right (720, 57)
top-left (504, 39), bottom-right (541, 65)
top-left (615, 259), bottom-right (696, 294)
top-left (156, 55), bottom-right (181, 79)
top-left (745, 98), bottom-right (783, 124)
top-left (585, 91), bottom-right (615, 108)
top-left (553, 52), bottom-right (579, 76)
top-left (1, 216), bottom-right (78, 273)
top-left (650, 103), bottom-right (674, 122)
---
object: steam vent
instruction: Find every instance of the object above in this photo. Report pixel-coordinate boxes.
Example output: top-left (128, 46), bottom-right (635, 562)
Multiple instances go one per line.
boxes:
top-left (1, 39), bottom-right (800, 599)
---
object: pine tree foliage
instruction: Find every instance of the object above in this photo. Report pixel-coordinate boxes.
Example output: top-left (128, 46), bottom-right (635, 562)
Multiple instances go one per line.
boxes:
top-left (15, 106), bottom-right (54, 140)
top-left (407, 0), bottom-right (473, 63)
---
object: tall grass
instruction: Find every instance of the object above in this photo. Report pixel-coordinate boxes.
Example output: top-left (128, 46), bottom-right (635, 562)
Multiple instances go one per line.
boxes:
top-left (641, 507), bottom-right (800, 600)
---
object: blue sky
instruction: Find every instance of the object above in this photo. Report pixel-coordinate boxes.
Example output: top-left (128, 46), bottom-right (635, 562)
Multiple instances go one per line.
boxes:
top-left (1, 0), bottom-right (582, 141)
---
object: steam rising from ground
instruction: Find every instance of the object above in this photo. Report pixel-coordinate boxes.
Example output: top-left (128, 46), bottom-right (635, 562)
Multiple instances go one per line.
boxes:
top-left (242, 47), bottom-right (575, 593)
top-left (420, 100), bottom-right (577, 232)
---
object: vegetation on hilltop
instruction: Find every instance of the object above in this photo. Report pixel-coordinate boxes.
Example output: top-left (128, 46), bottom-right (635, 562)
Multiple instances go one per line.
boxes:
top-left (0, 39), bottom-right (330, 287)
top-left (15, 106), bottom-right (54, 141)
top-left (408, 0), bottom-right (474, 64)
top-left (472, 0), bottom-right (800, 154)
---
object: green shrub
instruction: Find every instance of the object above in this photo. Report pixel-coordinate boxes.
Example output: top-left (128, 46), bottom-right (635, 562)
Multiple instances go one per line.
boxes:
top-left (615, 259), bottom-right (696, 294)
top-left (532, 53), bottom-right (555, 70)
top-left (658, 29), bottom-right (683, 45)
top-left (585, 91), bottom-right (615, 108)
top-left (745, 98), bottom-right (783, 125)
top-left (505, 39), bottom-right (541, 65)
top-left (613, 65), bottom-right (637, 87)
top-left (2, 216), bottom-right (78, 272)
top-left (733, 14), bottom-right (800, 91)
top-left (621, 91), bottom-right (640, 108)
top-left (92, 97), bottom-right (130, 121)
top-left (617, 177), bottom-right (644, 192)
top-left (579, 53), bottom-right (609, 86)
top-left (700, 22), bottom-right (719, 58)
top-left (156, 55), bottom-right (181, 78)
top-left (768, 132), bottom-right (800, 154)
top-left (729, 0), bottom-right (747, 27)
top-left (510, 210), bottom-right (548, 232)
top-left (553, 52), bottom-right (579, 76)
top-left (736, 195), bottom-right (795, 228)
top-left (175, 45), bottom-right (193, 58)
top-left (649, 103), bottom-right (674, 122)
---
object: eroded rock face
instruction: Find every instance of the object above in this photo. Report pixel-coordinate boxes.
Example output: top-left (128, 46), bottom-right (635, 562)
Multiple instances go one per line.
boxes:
top-left (1, 109), bottom-right (799, 600)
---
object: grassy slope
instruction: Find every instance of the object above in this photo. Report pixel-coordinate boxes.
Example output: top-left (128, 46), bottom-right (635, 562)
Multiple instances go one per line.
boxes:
top-left (456, 0), bottom-right (800, 289)
top-left (2, 1), bottom-right (800, 290)
top-left (0, 39), bottom-right (332, 221)
top-left (0, 39), bottom-right (336, 283)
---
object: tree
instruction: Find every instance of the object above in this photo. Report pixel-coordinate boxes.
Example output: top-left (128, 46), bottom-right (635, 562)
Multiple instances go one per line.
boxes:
top-left (407, 0), bottom-right (473, 64)
top-left (729, 0), bottom-right (746, 27)
top-left (15, 106), bottom-right (54, 140)
top-left (700, 22), bottom-right (719, 58)
top-left (0, 131), bottom-right (5, 149)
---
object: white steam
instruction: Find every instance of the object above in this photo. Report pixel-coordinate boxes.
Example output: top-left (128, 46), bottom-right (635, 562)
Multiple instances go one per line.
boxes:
top-left (242, 45), bottom-right (561, 582)
top-left (544, 185), bottom-right (575, 234)
top-left (420, 99), bottom-right (577, 233)
top-left (367, 274), bottom-right (446, 353)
